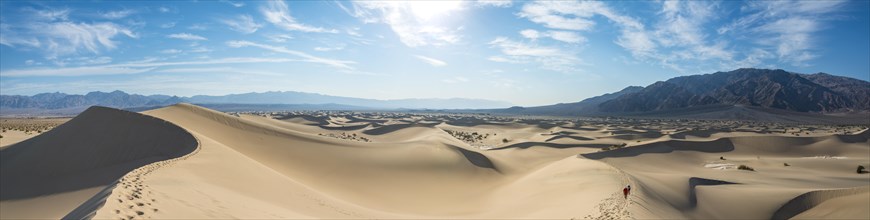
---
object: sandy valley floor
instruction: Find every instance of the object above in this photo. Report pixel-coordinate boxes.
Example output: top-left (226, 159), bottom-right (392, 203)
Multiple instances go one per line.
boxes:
top-left (1, 103), bottom-right (867, 219)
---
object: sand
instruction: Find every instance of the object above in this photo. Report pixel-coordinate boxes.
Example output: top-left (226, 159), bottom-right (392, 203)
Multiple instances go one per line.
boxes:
top-left (1, 103), bottom-right (867, 219)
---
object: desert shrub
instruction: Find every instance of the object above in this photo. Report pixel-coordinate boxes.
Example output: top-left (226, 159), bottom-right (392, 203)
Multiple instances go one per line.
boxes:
top-left (783, 163), bottom-right (790, 166)
top-left (858, 165), bottom-right (867, 174)
top-left (738, 165), bottom-right (755, 171)
top-left (502, 138), bottom-right (509, 143)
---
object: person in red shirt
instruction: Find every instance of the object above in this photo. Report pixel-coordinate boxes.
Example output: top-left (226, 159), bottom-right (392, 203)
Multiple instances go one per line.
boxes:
top-left (623, 185), bottom-right (631, 199)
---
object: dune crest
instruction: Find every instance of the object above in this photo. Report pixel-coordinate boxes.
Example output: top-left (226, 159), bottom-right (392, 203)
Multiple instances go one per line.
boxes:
top-left (0, 106), bottom-right (197, 219)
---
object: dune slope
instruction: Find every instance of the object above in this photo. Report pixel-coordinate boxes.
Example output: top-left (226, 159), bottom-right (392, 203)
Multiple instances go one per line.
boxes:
top-left (0, 106), bottom-right (197, 219)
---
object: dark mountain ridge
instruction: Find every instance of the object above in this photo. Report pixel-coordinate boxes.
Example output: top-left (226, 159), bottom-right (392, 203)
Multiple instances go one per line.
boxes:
top-left (599, 68), bottom-right (868, 113)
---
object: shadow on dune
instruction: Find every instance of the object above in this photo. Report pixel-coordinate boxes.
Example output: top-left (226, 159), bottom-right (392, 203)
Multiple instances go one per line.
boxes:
top-left (687, 177), bottom-right (737, 209)
top-left (834, 129), bottom-right (870, 144)
top-left (0, 106), bottom-right (197, 200)
top-left (275, 115), bottom-right (329, 125)
top-left (449, 145), bottom-right (498, 171)
top-left (0, 106), bottom-right (198, 220)
top-left (345, 116), bottom-right (388, 124)
top-left (580, 138), bottom-right (736, 159)
top-left (362, 123), bottom-right (439, 135)
top-left (318, 123), bottom-right (370, 131)
top-left (562, 126), bottom-right (599, 131)
top-left (491, 142), bottom-right (611, 150)
top-left (444, 118), bottom-right (503, 127)
top-left (544, 135), bottom-right (594, 142)
top-left (669, 129), bottom-right (726, 139)
top-left (771, 186), bottom-right (870, 220)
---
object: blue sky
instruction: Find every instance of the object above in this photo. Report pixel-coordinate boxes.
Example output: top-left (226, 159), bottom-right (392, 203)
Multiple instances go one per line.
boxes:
top-left (1, 0), bottom-right (868, 106)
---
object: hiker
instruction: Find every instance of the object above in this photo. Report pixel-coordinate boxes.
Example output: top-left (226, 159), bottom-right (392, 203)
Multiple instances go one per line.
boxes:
top-left (622, 185), bottom-right (631, 199)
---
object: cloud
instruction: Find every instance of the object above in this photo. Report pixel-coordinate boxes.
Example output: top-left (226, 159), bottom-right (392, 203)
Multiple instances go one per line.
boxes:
top-left (0, 57), bottom-right (306, 77)
top-left (22, 7), bottom-right (71, 21)
top-left (101, 9), bottom-right (136, 19)
top-left (519, 29), bottom-right (541, 39)
top-left (161, 49), bottom-right (183, 54)
top-left (0, 16), bottom-right (137, 59)
top-left (266, 34), bottom-right (294, 42)
top-left (188, 24), bottom-right (208, 30)
top-left (314, 46), bottom-right (344, 52)
top-left (476, 0), bottom-right (512, 8)
top-left (518, 1), bottom-right (601, 31)
top-left (442, 76), bottom-right (469, 83)
top-left (226, 40), bottom-right (355, 69)
top-left (515, 1), bottom-right (741, 72)
top-left (220, 14), bottom-right (262, 34)
top-left (519, 29), bottom-right (585, 43)
top-left (720, 0), bottom-right (847, 66)
top-left (547, 31), bottom-right (585, 44)
top-left (260, 1), bottom-right (338, 33)
top-left (189, 47), bottom-right (212, 53)
top-left (220, 0), bottom-right (245, 8)
top-left (167, 33), bottom-right (208, 41)
top-left (158, 6), bottom-right (171, 13)
top-left (160, 22), bottom-right (176, 28)
top-left (414, 55), bottom-right (447, 66)
top-left (488, 37), bottom-right (582, 73)
top-left (343, 1), bottom-right (464, 47)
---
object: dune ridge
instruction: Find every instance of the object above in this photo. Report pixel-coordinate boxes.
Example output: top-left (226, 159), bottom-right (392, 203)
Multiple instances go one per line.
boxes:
top-left (773, 186), bottom-right (870, 220)
top-left (0, 106), bottom-right (198, 219)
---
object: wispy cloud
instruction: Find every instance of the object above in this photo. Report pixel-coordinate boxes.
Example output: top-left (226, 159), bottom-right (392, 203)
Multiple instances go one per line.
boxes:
top-left (167, 33), bottom-right (207, 41)
top-left (1, 57), bottom-right (306, 77)
top-left (265, 34), bottom-right (293, 43)
top-left (22, 7), bottom-right (71, 21)
top-left (519, 29), bottom-right (585, 44)
top-left (220, 14), bottom-right (262, 34)
top-left (343, 1), bottom-right (464, 47)
top-left (101, 9), bottom-right (136, 19)
top-left (159, 22), bottom-right (176, 29)
top-left (488, 37), bottom-right (582, 73)
top-left (260, 1), bottom-right (337, 33)
top-left (476, 0), bottom-right (512, 8)
top-left (414, 55), bottom-right (447, 67)
top-left (720, 0), bottom-right (847, 66)
top-left (226, 40), bottom-right (355, 69)
top-left (161, 49), bottom-right (183, 54)
top-left (187, 24), bottom-right (208, 31)
top-left (0, 11), bottom-right (137, 60)
top-left (314, 46), bottom-right (345, 52)
top-left (442, 76), bottom-right (469, 83)
top-left (220, 0), bottom-right (245, 8)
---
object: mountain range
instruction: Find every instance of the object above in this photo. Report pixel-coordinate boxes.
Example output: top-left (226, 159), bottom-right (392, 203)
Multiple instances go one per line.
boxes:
top-left (500, 68), bottom-right (869, 117)
top-left (2, 68), bottom-right (867, 119)
top-left (0, 90), bottom-right (513, 115)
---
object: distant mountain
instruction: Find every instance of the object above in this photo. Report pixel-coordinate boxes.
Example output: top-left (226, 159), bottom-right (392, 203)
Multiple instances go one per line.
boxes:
top-left (599, 68), bottom-right (869, 113)
top-left (0, 90), bottom-right (512, 115)
top-left (187, 91), bottom-right (511, 109)
top-left (0, 91), bottom-right (182, 110)
top-left (491, 86), bottom-right (643, 115)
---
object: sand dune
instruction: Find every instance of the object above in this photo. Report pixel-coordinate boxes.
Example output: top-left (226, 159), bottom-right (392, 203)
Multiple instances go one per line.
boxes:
top-left (1, 103), bottom-right (866, 219)
top-left (774, 186), bottom-right (870, 220)
top-left (0, 106), bottom-right (196, 219)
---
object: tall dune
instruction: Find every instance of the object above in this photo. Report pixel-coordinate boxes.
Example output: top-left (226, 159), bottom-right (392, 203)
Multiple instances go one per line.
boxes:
top-left (0, 106), bottom-right (197, 219)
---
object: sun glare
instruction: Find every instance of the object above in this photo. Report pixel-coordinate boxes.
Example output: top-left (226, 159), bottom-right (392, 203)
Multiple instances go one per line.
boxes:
top-left (407, 1), bottom-right (463, 21)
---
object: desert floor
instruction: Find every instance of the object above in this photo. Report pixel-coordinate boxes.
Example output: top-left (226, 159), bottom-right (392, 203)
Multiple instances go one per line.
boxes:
top-left (1, 104), bottom-right (867, 219)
